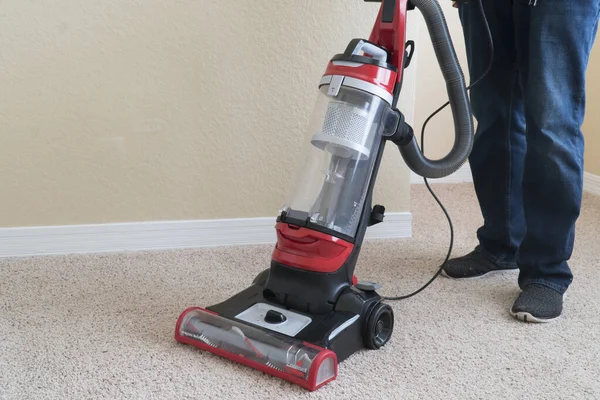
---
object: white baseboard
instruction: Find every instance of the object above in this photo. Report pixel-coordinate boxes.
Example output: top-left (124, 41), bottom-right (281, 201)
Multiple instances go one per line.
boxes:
top-left (0, 212), bottom-right (412, 258)
top-left (410, 163), bottom-right (473, 184)
top-left (584, 172), bottom-right (600, 196)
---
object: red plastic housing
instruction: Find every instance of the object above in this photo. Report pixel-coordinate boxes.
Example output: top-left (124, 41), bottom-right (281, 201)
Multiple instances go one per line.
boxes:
top-left (271, 222), bottom-right (354, 273)
top-left (321, 1), bottom-right (408, 87)
top-left (174, 307), bottom-right (338, 391)
top-left (323, 62), bottom-right (397, 95)
top-left (368, 0), bottom-right (409, 82)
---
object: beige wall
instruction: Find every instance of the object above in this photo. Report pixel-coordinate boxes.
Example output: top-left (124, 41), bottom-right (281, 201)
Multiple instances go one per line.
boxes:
top-left (0, 1), bottom-right (418, 228)
top-left (583, 39), bottom-right (600, 176)
top-left (414, 7), bottom-right (600, 175)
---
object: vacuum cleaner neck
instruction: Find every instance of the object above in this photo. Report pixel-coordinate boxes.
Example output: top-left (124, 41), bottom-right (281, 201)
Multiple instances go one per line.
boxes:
top-left (368, 0), bottom-right (410, 84)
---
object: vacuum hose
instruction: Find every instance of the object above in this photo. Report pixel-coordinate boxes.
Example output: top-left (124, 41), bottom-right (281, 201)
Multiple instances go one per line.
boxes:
top-left (398, 0), bottom-right (474, 178)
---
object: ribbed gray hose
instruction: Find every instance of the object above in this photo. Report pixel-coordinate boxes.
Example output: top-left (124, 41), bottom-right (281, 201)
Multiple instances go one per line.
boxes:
top-left (399, 0), bottom-right (474, 178)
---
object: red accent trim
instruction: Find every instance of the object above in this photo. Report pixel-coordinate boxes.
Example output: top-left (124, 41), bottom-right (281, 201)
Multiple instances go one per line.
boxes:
top-left (368, 0), bottom-right (409, 82)
top-left (271, 222), bottom-right (354, 273)
top-left (352, 275), bottom-right (358, 286)
top-left (323, 62), bottom-right (397, 95)
top-left (174, 307), bottom-right (338, 391)
top-left (284, 365), bottom-right (307, 379)
top-left (307, 348), bottom-right (339, 389)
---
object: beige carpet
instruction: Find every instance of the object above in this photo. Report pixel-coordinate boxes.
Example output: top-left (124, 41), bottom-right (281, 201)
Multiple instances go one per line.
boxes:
top-left (2, 184), bottom-right (600, 400)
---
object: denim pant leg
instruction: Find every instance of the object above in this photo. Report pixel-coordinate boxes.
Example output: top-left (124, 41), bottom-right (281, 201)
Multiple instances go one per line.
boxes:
top-left (513, 0), bottom-right (600, 294)
top-left (458, 1), bottom-right (527, 267)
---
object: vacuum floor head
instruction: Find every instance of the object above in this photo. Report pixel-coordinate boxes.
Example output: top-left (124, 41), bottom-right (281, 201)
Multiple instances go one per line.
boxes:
top-left (175, 307), bottom-right (338, 391)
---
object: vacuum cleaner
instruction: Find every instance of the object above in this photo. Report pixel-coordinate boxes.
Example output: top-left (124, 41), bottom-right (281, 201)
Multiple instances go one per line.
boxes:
top-left (175, 0), bottom-right (474, 391)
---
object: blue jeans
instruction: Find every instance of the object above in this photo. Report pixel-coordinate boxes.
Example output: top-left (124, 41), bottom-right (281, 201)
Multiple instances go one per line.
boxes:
top-left (458, 0), bottom-right (600, 294)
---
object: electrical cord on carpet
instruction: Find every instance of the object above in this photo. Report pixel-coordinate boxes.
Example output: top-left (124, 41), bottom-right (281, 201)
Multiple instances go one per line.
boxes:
top-left (384, 0), bottom-right (493, 301)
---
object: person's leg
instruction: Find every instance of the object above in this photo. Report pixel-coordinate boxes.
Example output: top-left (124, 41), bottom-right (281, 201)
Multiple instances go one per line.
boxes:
top-left (444, 0), bottom-right (527, 278)
top-left (510, 0), bottom-right (600, 321)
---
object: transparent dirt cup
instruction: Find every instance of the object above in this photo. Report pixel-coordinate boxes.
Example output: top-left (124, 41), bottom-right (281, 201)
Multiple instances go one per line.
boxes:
top-left (283, 84), bottom-right (390, 238)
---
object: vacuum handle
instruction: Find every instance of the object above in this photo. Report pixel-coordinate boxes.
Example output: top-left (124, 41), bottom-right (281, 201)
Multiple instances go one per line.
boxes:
top-left (352, 41), bottom-right (388, 62)
top-left (343, 39), bottom-right (389, 63)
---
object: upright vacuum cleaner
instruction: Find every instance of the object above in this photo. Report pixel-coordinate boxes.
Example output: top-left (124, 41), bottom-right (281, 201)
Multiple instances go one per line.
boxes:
top-left (175, 0), bottom-right (474, 391)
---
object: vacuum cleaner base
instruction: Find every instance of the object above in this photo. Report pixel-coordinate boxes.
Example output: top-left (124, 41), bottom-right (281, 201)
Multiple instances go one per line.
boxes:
top-left (175, 270), bottom-right (393, 391)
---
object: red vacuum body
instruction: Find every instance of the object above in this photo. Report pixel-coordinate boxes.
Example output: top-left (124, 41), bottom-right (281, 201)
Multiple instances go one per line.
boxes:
top-left (176, 0), bottom-right (473, 391)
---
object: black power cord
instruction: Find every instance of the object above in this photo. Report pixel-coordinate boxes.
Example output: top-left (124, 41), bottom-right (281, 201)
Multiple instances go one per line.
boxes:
top-left (384, 0), bottom-right (493, 301)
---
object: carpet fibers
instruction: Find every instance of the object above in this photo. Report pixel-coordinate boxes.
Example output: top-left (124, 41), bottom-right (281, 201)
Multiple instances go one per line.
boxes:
top-left (2, 184), bottom-right (600, 399)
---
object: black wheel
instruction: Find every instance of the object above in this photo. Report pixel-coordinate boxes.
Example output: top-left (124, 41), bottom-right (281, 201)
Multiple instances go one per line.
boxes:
top-left (252, 269), bottom-right (270, 286)
top-left (364, 302), bottom-right (394, 349)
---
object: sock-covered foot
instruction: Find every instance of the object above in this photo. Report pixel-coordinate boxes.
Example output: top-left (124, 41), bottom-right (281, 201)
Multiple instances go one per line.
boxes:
top-left (510, 284), bottom-right (564, 323)
top-left (442, 247), bottom-right (517, 279)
